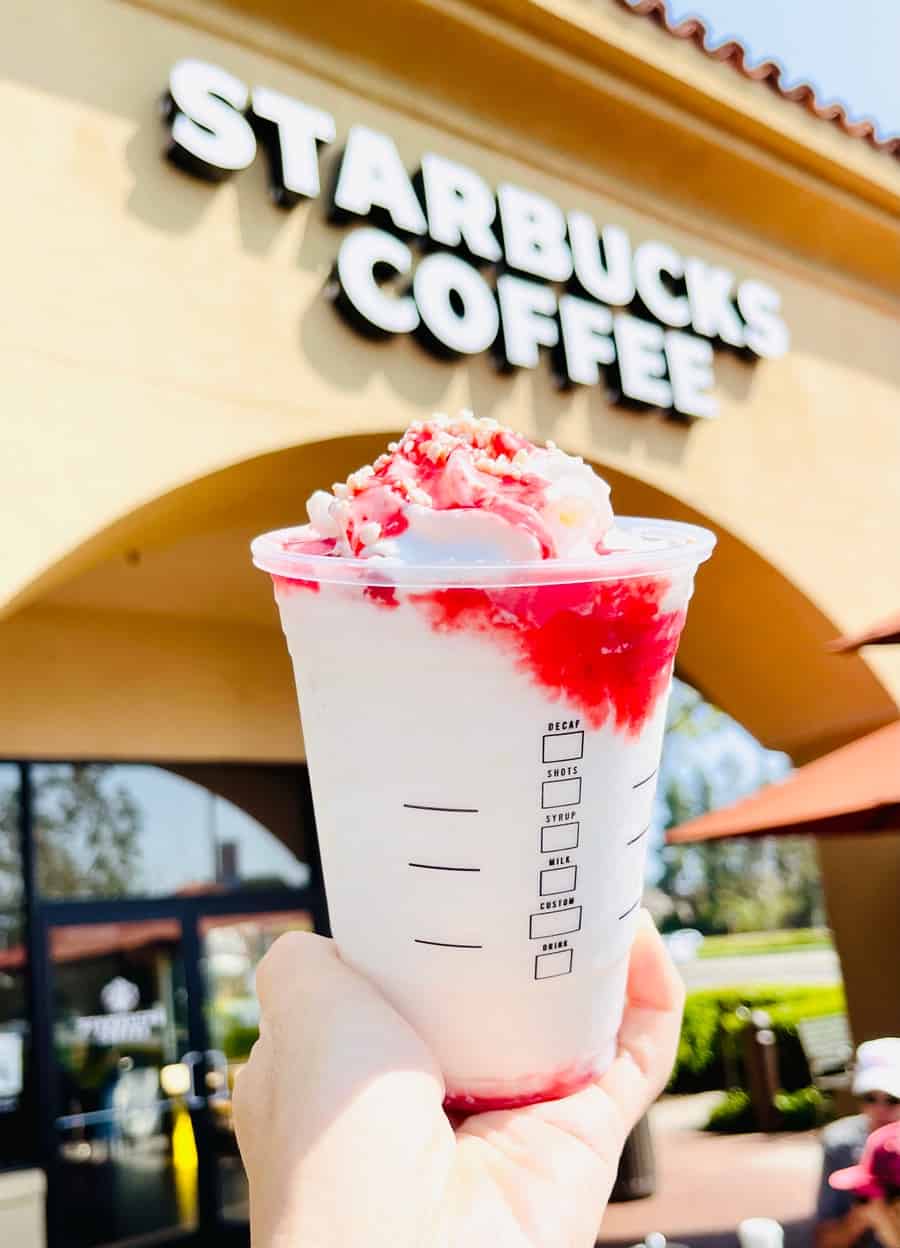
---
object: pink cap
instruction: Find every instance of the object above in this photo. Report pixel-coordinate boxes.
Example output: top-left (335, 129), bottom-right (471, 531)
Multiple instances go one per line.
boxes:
top-left (829, 1122), bottom-right (900, 1199)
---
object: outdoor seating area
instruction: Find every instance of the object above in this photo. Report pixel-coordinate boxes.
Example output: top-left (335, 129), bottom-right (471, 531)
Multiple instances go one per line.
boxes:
top-left (599, 1093), bottom-right (822, 1248)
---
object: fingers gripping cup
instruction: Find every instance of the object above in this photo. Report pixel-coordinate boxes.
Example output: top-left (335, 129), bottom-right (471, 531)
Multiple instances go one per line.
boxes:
top-left (252, 414), bottom-right (714, 1111)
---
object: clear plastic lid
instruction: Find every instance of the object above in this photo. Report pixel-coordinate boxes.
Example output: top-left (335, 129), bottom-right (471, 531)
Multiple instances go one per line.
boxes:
top-left (251, 517), bottom-right (716, 589)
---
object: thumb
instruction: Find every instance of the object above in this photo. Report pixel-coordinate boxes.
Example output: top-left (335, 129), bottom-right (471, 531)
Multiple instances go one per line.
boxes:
top-left (454, 914), bottom-right (684, 1205)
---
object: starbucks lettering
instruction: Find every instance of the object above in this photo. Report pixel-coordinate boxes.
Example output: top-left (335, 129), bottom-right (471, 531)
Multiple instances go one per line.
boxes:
top-left (163, 58), bottom-right (790, 420)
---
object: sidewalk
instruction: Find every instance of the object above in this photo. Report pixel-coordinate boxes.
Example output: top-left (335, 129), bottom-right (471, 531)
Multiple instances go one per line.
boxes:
top-left (597, 1094), bottom-right (822, 1248)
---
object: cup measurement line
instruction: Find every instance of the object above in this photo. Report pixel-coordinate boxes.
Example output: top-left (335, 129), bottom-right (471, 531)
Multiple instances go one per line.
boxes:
top-left (618, 897), bottom-right (642, 921)
top-left (632, 770), bottom-right (658, 790)
top-left (408, 862), bottom-right (481, 872)
top-left (627, 825), bottom-right (650, 846)
top-left (403, 804), bottom-right (480, 813)
top-left (414, 939), bottom-right (483, 948)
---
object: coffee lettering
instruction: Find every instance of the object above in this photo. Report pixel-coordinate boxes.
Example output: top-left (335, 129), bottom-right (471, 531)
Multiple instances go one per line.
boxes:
top-left (161, 61), bottom-right (791, 416)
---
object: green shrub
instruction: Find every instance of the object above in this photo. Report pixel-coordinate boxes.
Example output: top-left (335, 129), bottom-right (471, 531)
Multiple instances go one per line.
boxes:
top-left (222, 1023), bottom-right (260, 1061)
top-left (706, 1088), bottom-right (755, 1133)
top-left (774, 1085), bottom-right (828, 1131)
top-left (704, 1084), bottom-right (827, 1134)
top-left (673, 994), bottom-right (724, 1087)
top-left (697, 929), bottom-right (833, 960)
top-left (668, 984), bottom-right (846, 1094)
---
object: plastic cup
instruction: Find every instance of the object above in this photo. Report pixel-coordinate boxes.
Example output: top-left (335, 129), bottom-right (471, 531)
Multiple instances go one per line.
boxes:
top-left (252, 517), bottom-right (714, 1110)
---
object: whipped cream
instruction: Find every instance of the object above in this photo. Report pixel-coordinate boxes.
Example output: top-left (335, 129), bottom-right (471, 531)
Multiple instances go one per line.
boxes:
top-left (303, 411), bottom-right (615, 563)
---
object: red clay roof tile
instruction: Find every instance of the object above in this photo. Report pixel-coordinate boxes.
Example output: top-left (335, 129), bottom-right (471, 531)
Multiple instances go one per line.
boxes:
top-left (618, 0), bottom-right (900, 159)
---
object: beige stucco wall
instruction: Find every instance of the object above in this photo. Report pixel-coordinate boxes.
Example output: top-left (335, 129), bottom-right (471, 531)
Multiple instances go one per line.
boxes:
top-left (0, 0), bottom-right (896, 1163)
top-left (0, 0), bottom-right (898, 768)
top-left (819, 832), bottom-right (900, 1042)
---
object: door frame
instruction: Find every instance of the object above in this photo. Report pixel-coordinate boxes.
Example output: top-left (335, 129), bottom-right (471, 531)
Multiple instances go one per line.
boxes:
top-left (36, 887), bottom-right (319, 1248)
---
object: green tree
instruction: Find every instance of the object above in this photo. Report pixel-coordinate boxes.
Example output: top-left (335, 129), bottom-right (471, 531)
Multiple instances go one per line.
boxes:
top-left (0, 774), bottom-right (23, 944)
top-left (34, 764), bottom-right (143, 899)
top-left (655, 680), bottom-right (825, 935)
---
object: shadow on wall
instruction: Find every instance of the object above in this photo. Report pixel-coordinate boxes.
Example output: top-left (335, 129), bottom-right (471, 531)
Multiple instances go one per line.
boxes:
top-left (119, 108), bottom-right (887, 476)
top-left (294, 280), bottom-right (701, 468)
top-left (120, 115), bottom-right (900, 434)
top-left (4, 1), bottom-right (897, 399)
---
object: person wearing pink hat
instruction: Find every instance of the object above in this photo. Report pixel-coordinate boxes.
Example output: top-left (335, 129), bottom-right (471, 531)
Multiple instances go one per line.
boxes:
top-left (816, 1040), bottom-right (900, 1248)
top-left (828, 1122), bottom-right (900, 1248)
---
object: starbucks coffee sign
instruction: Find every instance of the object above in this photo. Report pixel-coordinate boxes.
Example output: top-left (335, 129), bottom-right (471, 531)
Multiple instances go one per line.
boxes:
top-left (162, 59), bottom-right (790, 421)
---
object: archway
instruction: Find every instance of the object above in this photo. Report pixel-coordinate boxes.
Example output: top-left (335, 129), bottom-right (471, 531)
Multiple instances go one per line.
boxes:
top-left (1, 433), bottom-right (894, 766)
top-left (4, 433), bottom-right (897, 1043)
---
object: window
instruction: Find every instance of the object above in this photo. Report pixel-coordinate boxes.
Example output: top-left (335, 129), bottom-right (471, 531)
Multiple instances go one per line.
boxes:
top-left (0, 765), bottom-right (29, 1167)
top-left (34, 764), bottom-right (310, 901)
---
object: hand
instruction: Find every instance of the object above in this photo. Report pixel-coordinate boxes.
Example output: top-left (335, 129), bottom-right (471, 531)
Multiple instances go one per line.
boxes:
top-left (861, 1200), bottom-right (900, 1248)
top-left (233, 910), bottom-right (684, 1248)
top-left (816, 1203), bottom-right (882, 1248)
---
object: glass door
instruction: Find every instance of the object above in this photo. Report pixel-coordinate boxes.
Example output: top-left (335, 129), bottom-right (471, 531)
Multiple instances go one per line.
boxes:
top-left (46, 913), bottom-right (201, 1248)
top-left (39, 895), bottom-right (317, 1248)
top-left (198, 909), bottom-right (314, 1228)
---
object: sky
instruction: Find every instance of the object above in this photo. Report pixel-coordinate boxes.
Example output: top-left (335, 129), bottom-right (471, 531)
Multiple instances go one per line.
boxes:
top-left (646, 678), bottom-right (791, 883)
top-left (662, 0), bottom-right (900, 140)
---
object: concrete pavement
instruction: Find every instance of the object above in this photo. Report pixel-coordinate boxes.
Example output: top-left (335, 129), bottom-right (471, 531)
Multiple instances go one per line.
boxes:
top-left (596, 1093), bottom-right (822, 1248)
top-left (594, 948), bottom-right (837, 1248)
top-left (679, 949), bottom-right (841, 990)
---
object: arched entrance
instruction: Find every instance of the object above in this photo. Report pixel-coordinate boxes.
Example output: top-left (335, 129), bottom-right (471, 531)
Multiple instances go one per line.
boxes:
top-left (3, 434), bottom-right (894, 766)
top-left (1, 433), bottom-right (897, 1247)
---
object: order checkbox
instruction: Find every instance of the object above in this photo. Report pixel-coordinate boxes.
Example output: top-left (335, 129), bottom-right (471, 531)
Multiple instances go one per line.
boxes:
top-left (540, 865), bottom-right (577, 895)
top-left (535, 949), bottom-right (573, 979)
top-left (540, 822), bottom-right (579, 852)
top-left (542, 731), bottom-right (584, 763)
top-left (541, 777), bottom-right (582, 808)
top-left (530, 907), bottom-right (582, 939)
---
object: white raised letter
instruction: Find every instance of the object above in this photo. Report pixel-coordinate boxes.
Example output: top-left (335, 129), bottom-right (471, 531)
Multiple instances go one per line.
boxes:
top-left (665, 331), bottom-right (718, 419)
top-left (497, 184), bottom-right (573, 283)
top-left (413, 253), bottom-right (499, 355)
top-left (613, 314), bottom-right (672, 408)
top-left (558, 295), bottom-right (615, 386)
top-left (633, 241), bottom-right (690, 327)
top-left (250, 86), bottom-right (335, 205)
top-left (737, 280), bottom-right (790, 358)
top-left (568, 214), bottom-right (634, 306)
top-left (497, 275), bottom-right (559, 368)
top-left (684, 258), bottom-right (745, 348)
top-left (332, 126), bottom-right (428, 235)
top-left (166, 59), bottom-right (256, 177)
top-left (333, 228), bottom-right (419, 336)
top-left (419, 153), bottom-right (502, 262)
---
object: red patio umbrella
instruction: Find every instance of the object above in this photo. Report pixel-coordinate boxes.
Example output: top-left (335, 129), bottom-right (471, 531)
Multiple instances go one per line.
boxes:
top-left (666, 719), bottom-right (900, 843)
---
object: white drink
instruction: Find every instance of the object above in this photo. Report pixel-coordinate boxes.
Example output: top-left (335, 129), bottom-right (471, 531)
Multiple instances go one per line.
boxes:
top-left (254, 522), bottom-right (712, 1109)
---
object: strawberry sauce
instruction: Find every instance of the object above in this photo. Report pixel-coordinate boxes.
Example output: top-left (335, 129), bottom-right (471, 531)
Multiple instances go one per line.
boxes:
top-left (412, 578), bottom-right (682, 736)
top-left (273, 561), bottom-right (680, 734)
top-left (269, 417), bottom-right (682, 733)
top-left (444, 1063), bottom-right (596, 1115)
top-left (363, 585), bottom-right (400, 609)
top-left (331, 418), bottom-right (562, 558)
top-left (272, 574), bottom-right (319, 594)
